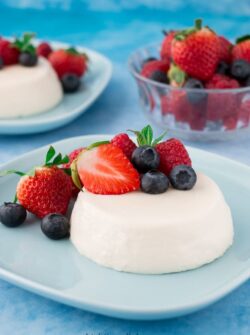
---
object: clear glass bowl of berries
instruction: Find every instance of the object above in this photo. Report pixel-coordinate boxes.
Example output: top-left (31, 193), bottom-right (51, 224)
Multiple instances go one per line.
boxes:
top-left (128, 19), bottom-right (250, 141)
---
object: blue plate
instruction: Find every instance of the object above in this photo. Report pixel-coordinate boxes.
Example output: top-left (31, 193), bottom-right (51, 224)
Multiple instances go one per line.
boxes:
top-left (0, 42), bottom-right (112, 135)
top-left (0, 135), bottom-right (249, 320)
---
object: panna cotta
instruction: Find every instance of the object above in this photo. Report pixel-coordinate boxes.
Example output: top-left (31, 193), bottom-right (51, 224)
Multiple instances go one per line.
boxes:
top-left (70, 173), bottom-right (234, 274)
top-left (0, 57), bottom-right (63, 118)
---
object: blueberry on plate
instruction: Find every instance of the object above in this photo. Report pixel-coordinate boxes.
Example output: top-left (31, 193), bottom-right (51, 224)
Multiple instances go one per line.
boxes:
top-left (131, 146), bottom-right (160, 173)
top-left (0, 57), bottom-right (3, 69)
top-left (41, 213), bottom-right (70, 240)
top-left (19, 52), bottom-right (38, 67)
top-left (0, 202), bottom-right (27, 227)
top-left (61, 73), bottom-right (81, 93)
top-left (183, 78), bottom-right (207, 104)
top-left (230, 59), bottom-right (250, 80)
top-left (169, 165), bottom-right (197, 190)
top-left (216, 61), bottom-right (230, 75)
top-left (141, 170), bottom-right (169, 194)
top-left (149, 70), bottom-right (169, 84)
top-left (141, 57), bottom-right (157, 68)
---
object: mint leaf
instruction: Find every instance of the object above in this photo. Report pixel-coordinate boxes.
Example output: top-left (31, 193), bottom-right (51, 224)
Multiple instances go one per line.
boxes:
top-left (141, 125), bottom-right (153, 146)
top-left (46, 146), bottom-right (56, 164)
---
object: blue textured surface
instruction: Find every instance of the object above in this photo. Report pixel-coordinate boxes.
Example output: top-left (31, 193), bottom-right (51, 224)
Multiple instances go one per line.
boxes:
top-left (0, 1), bottom-right (249, 334)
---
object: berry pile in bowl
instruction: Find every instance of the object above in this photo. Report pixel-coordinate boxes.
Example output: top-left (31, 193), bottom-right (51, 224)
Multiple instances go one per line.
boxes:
top-left (128, 19), bottom-right (250, 141)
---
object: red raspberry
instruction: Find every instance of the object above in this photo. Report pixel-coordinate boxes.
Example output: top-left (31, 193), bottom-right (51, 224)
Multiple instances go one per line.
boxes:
top-left (0, 39), bottom-right (19, 65)
top-left (37, 42), bottom-right (53, 58)
top-left (156, 138), bottom-right (192, 175)
top-left (205, 74), bottom-right (240, 122)
top-left (111, 133), bottom-right (137, 160)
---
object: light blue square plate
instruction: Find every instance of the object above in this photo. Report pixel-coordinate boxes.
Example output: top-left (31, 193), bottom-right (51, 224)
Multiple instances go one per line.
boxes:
top-left (0, 135), bottom-right (249, 320)
top-left (0, 42), bottom-right (112, 135)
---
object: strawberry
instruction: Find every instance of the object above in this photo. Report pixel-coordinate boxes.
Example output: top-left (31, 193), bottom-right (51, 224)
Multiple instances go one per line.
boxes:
top-left (63, 147), bottom-right (85, 197)
top-left (0, 39), bottom-right (20, 65)
top-left (48, 48), bottom-right (88, 78)
top-left (218, 36), bottom-right (232, 63)
top-left (232, 35), bottom-right (250, 62)
top-left (37, 42), bottom-right (53, 58)
top-left (0, 147), bottom-right (72, 218)
top-left (172, 19), bottom-right (220, 81)
top-left (160, 31), bottom-right (176, 62)
top-left (156, 139), bottom-right (192, 175)
top-left (205, 74), bottom-right (240, 122)
top-left (111, 133), bottom-right (137, 160)
top-left (141, 60), bottom-right (169, 78)
top-left (77, 143), bottom-right (140, 195)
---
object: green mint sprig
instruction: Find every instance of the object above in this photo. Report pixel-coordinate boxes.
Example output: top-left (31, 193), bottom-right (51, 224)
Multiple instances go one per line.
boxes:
top-left (128, 125), bottom-right (167, 147)
top-left (12, 33), bottom-right (36, 55)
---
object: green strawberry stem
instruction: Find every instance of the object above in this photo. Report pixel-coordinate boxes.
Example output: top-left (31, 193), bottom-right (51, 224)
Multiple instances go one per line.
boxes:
top-left (236, 34), bottom-right (250, 44)
top-left (128, 125), bottom-right (167, 147)
top-left (195, 18), bottom-right (202, 30)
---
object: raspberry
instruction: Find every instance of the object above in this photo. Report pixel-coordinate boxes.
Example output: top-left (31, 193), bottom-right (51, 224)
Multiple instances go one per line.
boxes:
top-left (111, 133), bottom-right (137, 160)
top-left (156, 138), bottom-right (192, 175)
top-left (206, 74), bottom-right (240, 89)
top-left (37, 42), bottom-right (53, 58)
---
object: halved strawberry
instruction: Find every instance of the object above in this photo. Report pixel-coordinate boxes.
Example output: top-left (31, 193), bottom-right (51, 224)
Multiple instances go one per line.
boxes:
top-left (77, 144), bottom-right (140, 195)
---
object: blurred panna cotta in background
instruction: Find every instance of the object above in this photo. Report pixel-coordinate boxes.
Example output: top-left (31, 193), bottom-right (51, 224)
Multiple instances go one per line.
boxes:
top-left (0, 58), bottom-right (63, 118)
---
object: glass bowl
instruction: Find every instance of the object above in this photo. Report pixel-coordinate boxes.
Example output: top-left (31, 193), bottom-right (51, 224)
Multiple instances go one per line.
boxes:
top-left (128, 44), bottom-right (250, 141)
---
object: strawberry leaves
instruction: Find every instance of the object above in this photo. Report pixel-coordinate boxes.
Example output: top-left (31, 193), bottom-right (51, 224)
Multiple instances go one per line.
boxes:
top-left (45, 146), bottom-right (69, 167)
top-left (12, 33), bottom-right (36, 55)
top-left (128, 125), bottom-right (167, 147)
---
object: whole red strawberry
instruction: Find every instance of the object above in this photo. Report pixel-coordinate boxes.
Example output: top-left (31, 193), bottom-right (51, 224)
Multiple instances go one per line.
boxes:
top-left (77, 143), bottom-right (140, 195)
top-left (141, 60), bottom-right (169, 78)
top-left (232, 35), bottom-right (250, 62)
top-left (37, 42), bottom-right (53, 58)
top-left (63, 147), bottom-right (85, 197)
top-left (205, 74), bottom-right (240, 122)
top-left (218, 36), bottom-right (232, 63)
top-left (160, 31), bottom-right (176, 62)
top-left (49, 48), bottom-right (87, 78)
top-left (1, 146), bottom-right (72, 218)
top-left (111, 133), bottom-right (136, 160)
top-left (156, 139), bottom-right (192, 175)
top-left (17, 166), bottom-right (72, 218)
top-left (0, 39), bottom-right (20, 65)
top-left (172, 19), bottom-right (220, 81)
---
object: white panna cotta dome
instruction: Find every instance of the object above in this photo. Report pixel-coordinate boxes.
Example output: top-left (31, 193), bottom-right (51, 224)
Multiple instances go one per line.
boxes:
top-left (70, 173), bottom-right (234, 274)
top-left (0, 57), bottom-right (63, 118)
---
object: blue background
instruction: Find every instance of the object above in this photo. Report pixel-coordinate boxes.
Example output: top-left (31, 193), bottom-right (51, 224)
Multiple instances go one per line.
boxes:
top-left (0, 1), bottom-right (249, 334)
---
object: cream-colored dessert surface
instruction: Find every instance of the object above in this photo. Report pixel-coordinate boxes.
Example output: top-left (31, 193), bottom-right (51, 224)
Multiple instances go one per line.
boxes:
top-left (0, 58), bottom-right (63, 118)
top-left (70, 173), bottom-right (234, 274)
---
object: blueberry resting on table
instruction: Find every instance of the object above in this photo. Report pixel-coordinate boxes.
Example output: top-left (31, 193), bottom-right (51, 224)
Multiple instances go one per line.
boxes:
top-left (0, 202), bottom-right (27, 227)
top-left (141, 170), bottom-right (169, 194)
top-left (169, 165), bottom-right (197, 190)
top-left (41, 213), bottom-right (70, 240)
top-left (131, 146), bottom-right (160, 173)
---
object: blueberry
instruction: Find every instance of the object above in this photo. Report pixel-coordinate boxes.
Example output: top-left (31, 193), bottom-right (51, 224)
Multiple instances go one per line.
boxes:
top-left (141, 170), bottom-right (169, 194)
top-left (61, 73), bottom-right (81, 93)
top-left (149, 70), bottom-right (169, 84)
top-left (230, 59), bottom-right (250, 80)
top-left (41, 213), bottom-right (70, 240)
top-left (0, 202), bottom-right (27, 228)
top-left (19, 52), bottom-right (38, 67)
top-left (0, 57), bottom-right (3, 69)
top-left (141, 57), bottom-right (157, 68)
top-left (184, 78), bottom-right (207, 104)
top-left (169, 165), bottom-right (197, 190)
top-left (216, 61), bottom-right (230, 75)
top-left (131, 146), bottom-right (160, 173)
